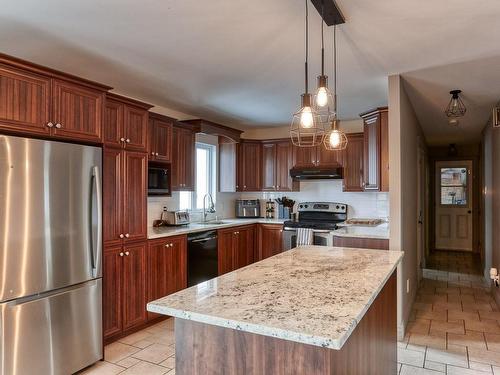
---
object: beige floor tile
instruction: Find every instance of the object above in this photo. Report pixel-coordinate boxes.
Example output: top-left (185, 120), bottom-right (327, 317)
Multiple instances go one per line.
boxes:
top-left (397, 347), bottom-right (425, 367)
top-left (116, 357), bottom-right (141, 368)
top-left (468, 347), bottom-right (500, 366)
top-left (430, 320), bottom-right (465, 335)
top-left (159, 356), bottom-right (175, 369)
top-left (399, 364), bottom-right (443, 374)
top-left (479, 311), bottom-right (500, 322)
top-left (129, 339), bottom-right (155, 349)
top-left (132, 343), bottom-right (175, 364)
top-left (493, 366), bottom-right (500, 375)
top-left (465, 320), bottom-right (500, 334)
top-left (120, 361), bottom-right (169, 375)
top-left (436, 287), bottom-right (460, 294)
top-left (469, 361), bottom-right (494, 373)
top-left (408, 319), bottom-right (431, 335)
top-left (434, 302), bottom-right (463, 311)
top-left (104, 342), bottom-right (141, 364)
top-left (409, 332), bottom-right (446, 350)
top-left (448, 330), bottom-right (487, 350)
top-left (426, 345), bottom-right (468, 367)
top-left (148, 332), bottom-right (176, 346)
top-left (446, 364), bottom-right (491, 374)
top-left (416, 309), bottom-right (448, 321)
top-left (448, 310), bottom-right (480, 322)
top-left (79, 361), bottom-right (125, 375)
top-left (418, 294), bottom-right (448, 304)
top-left (424, 360), bottom-right (446, 372)
top-left (414, 302), bottom-right (434, 311)
top-left (448, 295), bottom-right (476, 304)
top-left (118, 330), bottom-right (153, 346)
top-left (463, 302), bottom-right (494, 313)
top-left (485, 333), bottom-right (500, 352)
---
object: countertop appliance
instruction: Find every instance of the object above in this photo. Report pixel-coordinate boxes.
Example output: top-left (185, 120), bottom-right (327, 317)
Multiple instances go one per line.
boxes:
top-left (0, 135), bottom-right (102, 375)
top-left (283, 202), bottom-right (347, 250)
top-left (290, 167), bottom-right (343, 180)
top-left (235, 199), bottom-right (261, 218)
top-left (187, 230), bottom-right (218, 287)
top-left (164, 210), bottom-right (190, 226)
top-left (148, 165), bottom-right (170, 196)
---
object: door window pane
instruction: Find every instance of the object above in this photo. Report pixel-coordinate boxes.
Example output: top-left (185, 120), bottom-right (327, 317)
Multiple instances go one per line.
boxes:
top-left (440, 167), bottom-right (467, 205)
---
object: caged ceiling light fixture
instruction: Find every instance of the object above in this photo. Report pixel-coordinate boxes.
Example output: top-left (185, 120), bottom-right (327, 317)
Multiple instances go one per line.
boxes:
top-left (323, 25), bottom-right (347, 151)
top-left (444, 89), bottom-right (466, 118)
top-left (313, 0), bottom-right (335, 124)
top-left (290, 0), bottom-right (325, 148)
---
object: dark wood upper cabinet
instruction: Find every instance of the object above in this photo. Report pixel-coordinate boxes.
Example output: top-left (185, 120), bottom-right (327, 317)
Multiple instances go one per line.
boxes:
top-left (262, 143), bottom-right (277, 191)
top-left (238, 141), bottom-right (261, 191)
top-left (380, 110), bottom-right (389, 192)
top-left (293, 145), bottom-right (316, 168)
top-left (275, 141), bottom-right (297, 192)
top-left (360, 107), bottom-right (388, 192)
top-left (317, 144), bottom-right (343, 168)
top-left (149, 113), bottom-right (173, 163)
top-left (103, 148), bottom-right (123, 246)
top-left (172, 124), bottom-right (195, 191)
top-left (122, 242), bottom-right (147, 330)
top-left (147, 235), bottom-right (187, 320)
top-left (0, 64), bottom-right (51, 135)
top-left (104, 94), bottom-right (152, 151)
top-left (51, 79), bottom-right (104, 142)
top-left (219, 142), bottom-right (238, 192)
top-left (257, 224), bottom-right (284, 261)
top-left (342, 133), bottom-right (364, 192)
top-left (123, 151), bottom-right (147, 242)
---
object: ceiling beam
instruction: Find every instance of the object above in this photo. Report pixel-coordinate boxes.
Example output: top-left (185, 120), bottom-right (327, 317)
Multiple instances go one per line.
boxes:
top-left (310, 0), bottom-right (345, 26)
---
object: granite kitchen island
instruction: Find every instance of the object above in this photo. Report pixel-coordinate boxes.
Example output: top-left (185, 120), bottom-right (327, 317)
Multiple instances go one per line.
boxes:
top-left (147, 246), bottom-right (403, 375)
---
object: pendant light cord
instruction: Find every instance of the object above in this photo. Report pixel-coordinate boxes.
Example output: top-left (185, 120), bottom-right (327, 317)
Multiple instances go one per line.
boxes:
top-left (304, 0), bottom-right (309, 94)
top-left (333, 25), bottom-right (337, 115)
top-left (321, 0), bottom-right (325, 75)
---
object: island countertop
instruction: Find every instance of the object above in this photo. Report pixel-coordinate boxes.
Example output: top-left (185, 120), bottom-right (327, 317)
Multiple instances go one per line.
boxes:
top-left (147, 246), bottom-right (403, 350)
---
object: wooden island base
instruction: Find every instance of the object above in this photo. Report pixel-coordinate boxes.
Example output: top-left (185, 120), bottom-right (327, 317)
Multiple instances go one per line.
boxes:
top-left (174, 272), bottom-right (397, 375)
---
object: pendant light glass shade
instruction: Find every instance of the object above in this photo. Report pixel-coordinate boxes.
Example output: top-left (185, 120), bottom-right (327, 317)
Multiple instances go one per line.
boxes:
top-left (313, 75), bottom-right (335, 124)
top-left (323, 25), bottom-right (347, 151)
top-left (324, 118), bottom-right (348, 150)
top-left (291, 93), bottom-right (324, 147)
top-left (445, 90), bottom-right (466, 118)
top-left (290, 0), bottom-right (325, 147)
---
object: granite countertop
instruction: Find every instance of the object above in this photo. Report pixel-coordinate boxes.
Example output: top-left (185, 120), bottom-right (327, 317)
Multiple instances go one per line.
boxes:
top-left (147, 246), bottom-right (403, 350)
top-left (332, 223), bottom-right (389, 240)
top-left (148, 218), bottom-right (286, 239)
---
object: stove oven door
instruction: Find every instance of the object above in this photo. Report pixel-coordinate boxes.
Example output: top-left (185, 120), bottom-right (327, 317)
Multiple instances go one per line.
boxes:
top-left (282, 228), bottom-right (333, 250)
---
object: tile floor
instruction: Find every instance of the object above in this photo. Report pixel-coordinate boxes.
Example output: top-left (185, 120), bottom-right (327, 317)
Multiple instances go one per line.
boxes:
top-left (82, 250), bottom-right (499, 375)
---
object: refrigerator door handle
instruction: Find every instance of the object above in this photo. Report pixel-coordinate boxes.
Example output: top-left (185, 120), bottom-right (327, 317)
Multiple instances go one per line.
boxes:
top-left (90, 165), bottom-right (102, 279)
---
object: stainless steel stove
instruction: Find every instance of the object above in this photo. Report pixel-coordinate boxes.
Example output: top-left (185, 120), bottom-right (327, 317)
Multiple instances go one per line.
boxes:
top-left (283, 202), bottom-right (347, 250)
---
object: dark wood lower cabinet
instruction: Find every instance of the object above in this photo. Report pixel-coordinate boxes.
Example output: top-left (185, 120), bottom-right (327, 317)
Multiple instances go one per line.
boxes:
top-left (147, 235), bottom-right (187, 320)
top-left (103, 246), bottom-right (123, 339)
top-left (218, 225), bottom-right (256, 275)
top-left (332, 236), bottom-right (389, 250)
top-left (257, 224), bottom-right (284, 260)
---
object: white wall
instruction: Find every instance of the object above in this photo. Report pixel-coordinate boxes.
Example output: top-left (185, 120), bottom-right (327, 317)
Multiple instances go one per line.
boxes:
top-left (388, 74), bottom-right (424, 339)
top-left (482, 126), bottom-right (493, 281)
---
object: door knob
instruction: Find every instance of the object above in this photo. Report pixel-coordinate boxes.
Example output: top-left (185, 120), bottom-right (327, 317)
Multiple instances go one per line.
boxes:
top-left (47, 122), bottom-right (54, 128)
top-left (119, 252), bottom-right (124, 257)
top-left (125, 233), bottom-right (130, 238)
top-left (126, 138), bottom-right (131, 143)
top-left (125, 251), bottom-right (130, 256)
top-left (55, 123), bottom-right (62, 129)
top-left (119, 234), bottom-right (124, 238)
top-left (151, 152), bottom-right (155, 156)
top-left (120, 137), bottom-right (125, 142)
top-left (155, 152), bottom-right (159, 156)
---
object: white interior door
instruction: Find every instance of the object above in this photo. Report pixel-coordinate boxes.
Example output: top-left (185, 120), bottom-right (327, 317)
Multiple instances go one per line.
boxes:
top-left (434, 160), bottom-right (473, 251)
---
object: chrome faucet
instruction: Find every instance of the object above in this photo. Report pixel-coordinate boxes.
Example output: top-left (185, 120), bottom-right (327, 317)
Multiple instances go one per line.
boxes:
top-left (203, 193), bottom-right (216, 222)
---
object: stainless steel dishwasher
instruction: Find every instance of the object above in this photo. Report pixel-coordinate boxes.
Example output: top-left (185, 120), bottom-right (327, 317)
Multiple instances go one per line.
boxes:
top-left (187, 230), bottom-right (218, 287)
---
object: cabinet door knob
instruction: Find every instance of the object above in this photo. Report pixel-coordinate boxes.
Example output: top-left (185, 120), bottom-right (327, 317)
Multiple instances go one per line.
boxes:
top-left (47, 122), bottom-right (54, 128)
top-left (55, 123), bottom-right (62, 129)
top-left (151, 152), bottom-right (155, 156)
top-left (125, 251), bottom-right (130, 256)
top-left (155, 152), bottom-right (159, 156)
top-left (119, 234), bottom-right (124, 238)
top-left (170, 243), bottom-right (173, 247)
top-left (120, 137), bottom-right (126, 142)
top-left (125, 233), bottom-right (130, 238)
top-left (119, 252), bottom-right (124, 257)
top-left (244, 185), bottom-right (247, 189)
top-left (126, 138), bottom-right (131, 143)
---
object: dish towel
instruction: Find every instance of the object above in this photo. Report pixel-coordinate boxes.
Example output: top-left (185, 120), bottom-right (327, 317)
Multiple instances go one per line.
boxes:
top-left (296, 228), bottom-right (314, 246)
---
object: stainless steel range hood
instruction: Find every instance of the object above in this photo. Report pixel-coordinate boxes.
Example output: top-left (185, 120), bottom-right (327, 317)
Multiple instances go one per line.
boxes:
top-left (290, 167), bottom-right (343, 180)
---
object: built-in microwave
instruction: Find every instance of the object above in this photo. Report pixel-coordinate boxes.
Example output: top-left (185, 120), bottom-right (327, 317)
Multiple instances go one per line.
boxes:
top-left (148, 166), bottom-right (170, 196)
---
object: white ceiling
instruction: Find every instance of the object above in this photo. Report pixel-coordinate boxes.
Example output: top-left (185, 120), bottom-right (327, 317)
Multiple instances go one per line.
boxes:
top-left (402, 56), bottom-right (500, 146)
top-left (1, 0), bottom-right (500, 132)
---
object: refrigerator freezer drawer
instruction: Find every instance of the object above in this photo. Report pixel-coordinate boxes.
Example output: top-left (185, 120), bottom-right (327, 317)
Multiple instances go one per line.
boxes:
top-left (0, 279), bottom-right (102, 375)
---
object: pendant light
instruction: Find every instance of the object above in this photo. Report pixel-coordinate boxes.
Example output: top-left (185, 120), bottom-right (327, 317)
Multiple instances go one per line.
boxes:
top-left (444, 90), bottom-right (466, 118)
top-left (313, 0), bottom-right (334, 124)
top-left (324, 25), bottom-right (347, 151)
top-left (290, 0), bottom-right (324, 147)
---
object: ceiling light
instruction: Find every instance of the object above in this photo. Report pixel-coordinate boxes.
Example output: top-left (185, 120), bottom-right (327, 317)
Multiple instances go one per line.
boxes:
top-left (324, 25), bottom-right (347, 151)
top-left (290, 0), bottom-right (324, 147)
top-left (445, 89), bottom-right (466, 118)
top-left (313, 1), bottom-right (334, 124)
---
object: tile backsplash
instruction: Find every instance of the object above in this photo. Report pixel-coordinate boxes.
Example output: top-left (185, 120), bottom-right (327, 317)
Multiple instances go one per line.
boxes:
top-left (148, 180), bottom-right (388, 226)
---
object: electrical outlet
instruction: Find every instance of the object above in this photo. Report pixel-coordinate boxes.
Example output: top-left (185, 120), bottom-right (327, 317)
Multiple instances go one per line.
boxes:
top-left (406, 279), bottom-right (410, 294)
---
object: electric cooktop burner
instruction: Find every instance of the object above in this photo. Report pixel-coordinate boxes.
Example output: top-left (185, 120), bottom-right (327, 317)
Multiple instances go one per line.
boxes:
top-left (283, 202), bottom-right (348, 230)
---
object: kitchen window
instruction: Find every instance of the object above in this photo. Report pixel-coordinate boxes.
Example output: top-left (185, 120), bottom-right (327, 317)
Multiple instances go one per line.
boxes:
top-left (179, 142), bottom-right (217, 210)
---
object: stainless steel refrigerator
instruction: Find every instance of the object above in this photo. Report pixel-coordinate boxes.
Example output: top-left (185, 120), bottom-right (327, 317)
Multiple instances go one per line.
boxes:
top-left (0, 135), bottom-right (102, 375)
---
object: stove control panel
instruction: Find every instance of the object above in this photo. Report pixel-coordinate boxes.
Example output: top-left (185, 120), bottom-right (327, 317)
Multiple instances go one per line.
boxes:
top-left (297, 202), bottom-right (347, 213)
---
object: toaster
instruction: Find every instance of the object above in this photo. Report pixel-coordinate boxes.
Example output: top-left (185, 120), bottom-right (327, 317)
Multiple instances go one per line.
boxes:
top-left (164, 210), bottom-right (190, 226)
top-left (235, 199), bottom-right (261, 218)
